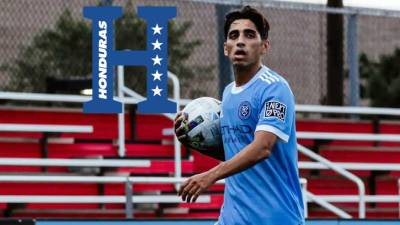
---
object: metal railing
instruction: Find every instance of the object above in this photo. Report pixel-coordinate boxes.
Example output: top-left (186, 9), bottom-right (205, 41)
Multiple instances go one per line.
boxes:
top-left (299, 162), bottom-right (400, 171)
top-left (298, 144), bottom-right (365, 218)
top-left (0, 158), bottom-right (150, 167)
top-left (0, 123), bottom-right (93, 133)
top-left (0, 175), bottom-right (213, 218)
top-left (116, 66), bottom-right (182, 187)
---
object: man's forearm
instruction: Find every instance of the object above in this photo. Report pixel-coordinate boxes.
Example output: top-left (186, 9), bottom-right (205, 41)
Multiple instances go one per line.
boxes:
top-left (208, 140), bottom-right (272, 181)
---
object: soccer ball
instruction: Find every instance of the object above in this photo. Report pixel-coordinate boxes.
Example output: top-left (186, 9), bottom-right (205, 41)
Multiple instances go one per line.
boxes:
top-left (180, 97), bottom-right (222, 151)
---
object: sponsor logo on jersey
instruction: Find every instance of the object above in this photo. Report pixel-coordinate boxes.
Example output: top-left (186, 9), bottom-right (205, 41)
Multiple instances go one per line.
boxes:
top-left (264, 101), bottom-right (286, 122)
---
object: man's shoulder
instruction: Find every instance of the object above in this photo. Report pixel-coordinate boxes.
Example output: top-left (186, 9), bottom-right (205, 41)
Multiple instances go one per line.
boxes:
top-left (256, 66), bottom-right (289, 88)
top-left (222, 82), bottom-right (235, 96)
top-left (254, 66), bottom-right (295, 100)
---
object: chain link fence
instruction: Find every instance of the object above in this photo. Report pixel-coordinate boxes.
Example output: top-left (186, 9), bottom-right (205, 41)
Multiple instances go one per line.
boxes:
top-left (1, 0), bottom-right (400, 106)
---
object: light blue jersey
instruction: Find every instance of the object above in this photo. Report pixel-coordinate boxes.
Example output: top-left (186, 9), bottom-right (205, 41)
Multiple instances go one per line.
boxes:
top-left (218, 65), bottom-right (304, 225)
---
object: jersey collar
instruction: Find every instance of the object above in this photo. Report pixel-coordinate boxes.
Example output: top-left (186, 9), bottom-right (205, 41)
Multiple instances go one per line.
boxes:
top-left (231, 65), bottom-right (267, 94)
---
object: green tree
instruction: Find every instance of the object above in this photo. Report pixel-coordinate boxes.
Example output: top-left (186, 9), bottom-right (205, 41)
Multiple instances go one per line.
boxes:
top-left (3, 5), bottom-right (213, 97)
top-left (360, 48), bottom-right (400, 107)
top-left (2, 10), bottom-right (92, 93)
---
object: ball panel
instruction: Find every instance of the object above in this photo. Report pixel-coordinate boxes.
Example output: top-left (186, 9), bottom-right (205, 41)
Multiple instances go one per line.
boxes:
top-left (180, 97), bottom-right (222, 151)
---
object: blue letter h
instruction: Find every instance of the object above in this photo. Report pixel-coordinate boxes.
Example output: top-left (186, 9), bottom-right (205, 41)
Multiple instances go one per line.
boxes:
top-left (83, 6), bottom-right (177, 114)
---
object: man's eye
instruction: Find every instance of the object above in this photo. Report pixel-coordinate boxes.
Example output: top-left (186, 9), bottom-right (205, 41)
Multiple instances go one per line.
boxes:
top-left (229, 33), bottom-right (238, 39)
top-left (246, 33), bottom-right (255, 38)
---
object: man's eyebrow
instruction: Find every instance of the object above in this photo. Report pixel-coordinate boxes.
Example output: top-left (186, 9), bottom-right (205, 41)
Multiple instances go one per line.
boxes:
top-left (243, 28), bottom-right (257, 33)
top-left (228, 28), bottom-right (256, 34)
top-left (228, 30), bottom-right (239, 35)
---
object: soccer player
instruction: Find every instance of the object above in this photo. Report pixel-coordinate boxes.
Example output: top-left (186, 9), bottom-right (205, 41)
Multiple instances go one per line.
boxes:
top-left (175, 6), bottom-right (304, 225)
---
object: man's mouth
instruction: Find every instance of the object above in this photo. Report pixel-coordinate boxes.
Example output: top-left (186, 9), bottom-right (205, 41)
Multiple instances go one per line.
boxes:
top-left (234, 49), bottom-right (247, 56)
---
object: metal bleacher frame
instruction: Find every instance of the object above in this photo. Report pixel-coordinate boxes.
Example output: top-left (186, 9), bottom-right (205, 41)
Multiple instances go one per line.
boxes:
top-left (1, 66), bottom-right (400, 219)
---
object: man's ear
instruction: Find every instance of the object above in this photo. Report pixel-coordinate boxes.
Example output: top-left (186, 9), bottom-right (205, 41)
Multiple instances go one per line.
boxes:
top-left (262, 40), bottom-right (270, 54)
top-left (224, 42), bottom-right (228, 56)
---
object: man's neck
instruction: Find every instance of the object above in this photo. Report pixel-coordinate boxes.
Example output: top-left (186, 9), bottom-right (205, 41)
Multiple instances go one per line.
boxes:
top-left (234, 63), bottom-right (262, 87)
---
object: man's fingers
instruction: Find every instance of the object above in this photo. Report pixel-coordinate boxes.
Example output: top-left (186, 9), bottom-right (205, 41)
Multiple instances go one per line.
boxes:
top-left (174, 111), bottom-right (182, 121)
top-left (174, 115), bottom-right (184, 130)
top-left (176, 123), bottom-right (189, 136)
top-left (186, 185), bottom-right (201, 203)
top-left (178, 179), bottom-right (190, 196)
top-left (177, 134), bottom-right (188, 142)
top-left (181, 181), bottom-right (196, 202)
top-left (191, 188), bottom-right (203, 203)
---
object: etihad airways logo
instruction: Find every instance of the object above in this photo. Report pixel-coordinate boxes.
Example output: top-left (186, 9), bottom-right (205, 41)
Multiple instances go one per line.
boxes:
top-left (83, 6), bottom-right (177, 114)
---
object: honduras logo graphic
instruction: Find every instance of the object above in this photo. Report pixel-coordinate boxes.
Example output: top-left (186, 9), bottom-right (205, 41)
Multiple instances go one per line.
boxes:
top-left (83, 6), bottom-right (177, 114)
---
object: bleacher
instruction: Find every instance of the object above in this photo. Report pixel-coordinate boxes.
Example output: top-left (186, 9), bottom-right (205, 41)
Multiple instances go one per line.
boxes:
top-left (0, 107), bottom-right (399, 219)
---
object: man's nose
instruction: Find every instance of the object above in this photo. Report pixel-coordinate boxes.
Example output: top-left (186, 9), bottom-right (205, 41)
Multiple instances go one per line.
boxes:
top-left (236, 42), bottom-right (245, 48)
top-left (236, 34), bottom-right (245, 48)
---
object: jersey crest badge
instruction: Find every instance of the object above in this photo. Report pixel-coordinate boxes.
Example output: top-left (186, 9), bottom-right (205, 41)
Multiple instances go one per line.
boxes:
top-left (238, 101), bottom-right (251, 120)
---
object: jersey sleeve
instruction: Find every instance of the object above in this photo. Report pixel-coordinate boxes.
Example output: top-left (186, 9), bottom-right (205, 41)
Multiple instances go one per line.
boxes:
top-left (255, 82), bottom-right (295, 143)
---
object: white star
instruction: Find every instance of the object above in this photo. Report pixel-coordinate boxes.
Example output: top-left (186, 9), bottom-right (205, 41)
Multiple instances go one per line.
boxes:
top-left (152, 24), bottom-right (163, 35)
top-left (152, 39), bottom-right (163, 50)
top-left (152, 70), bottom-right (163, 81)
top-left (151, 55), bottom-right (162, 66)
top-left (152, 85), bottom-right (163, 96)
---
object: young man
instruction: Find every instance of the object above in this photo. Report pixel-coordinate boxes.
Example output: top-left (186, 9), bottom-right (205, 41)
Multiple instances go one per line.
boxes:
top-left (175, 6), bottom-right (304, 225)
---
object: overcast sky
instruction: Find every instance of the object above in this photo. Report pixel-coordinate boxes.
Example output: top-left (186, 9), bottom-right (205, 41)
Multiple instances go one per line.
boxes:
top-left (275, 0), bottom-right (400, 11)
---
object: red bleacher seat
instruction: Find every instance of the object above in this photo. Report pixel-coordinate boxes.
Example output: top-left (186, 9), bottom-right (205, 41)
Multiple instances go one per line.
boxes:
top-left (154, 211), bottom-right (219, 219)
top-left (307, 177), bottom-right (370, 195)
top-left (297, 119), bottom-right (375, 146)
top-left (135, 114), bottom-right (173, 142)
top-left (0, 108), bottom-right (132, 140)
top-left (0, 142), bottom-right (41, 172)
top-left (296, 119), bottom-right (373, 133)
top-left (320, 148), bottom-right (400, 164)
top-left (309, 210), bottom-right (398, 219)
top-left (105, 183), bottom-right (175, 194)
top-left (307, 176), bottom-right (371, 209)
top-left (11, 211), bottom-right (220, 219)
top-left (0, 203), bottom-right (7, 210)
top-left (125, 144), bottom-right (186, 158)
top-left (318, 147), bottom-right (400, 176)
top-left (191, 151), bottom-right (220, 173)
top-left (0, 183), bottom-right (98, 195)
top-left (48, 143), bottom-right (116, 158)
top-left (379, 121), bottom-right (400, 147)
top-left (0, 182), bottom-right (100, 210)
top-left (26, 203), bottom-right (100, 210)
top-left (375, 176), bottom-right (399, 208)
top-left (178, 194), bottom-right (223, 210)
top-left (10, 211), bottom-right (124, 219)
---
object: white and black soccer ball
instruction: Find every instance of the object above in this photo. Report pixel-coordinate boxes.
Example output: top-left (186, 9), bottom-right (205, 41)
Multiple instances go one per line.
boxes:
top-left (181, 97), bottom-right (222, 151)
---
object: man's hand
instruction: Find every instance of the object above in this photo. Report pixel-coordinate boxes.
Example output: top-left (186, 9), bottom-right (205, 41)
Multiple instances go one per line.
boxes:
top-left (174, 112), bottom-right (225, 161)
top-left (174, 111), bottom-right (189, 145)
top-left (178, 171), bottom-right (217, 203)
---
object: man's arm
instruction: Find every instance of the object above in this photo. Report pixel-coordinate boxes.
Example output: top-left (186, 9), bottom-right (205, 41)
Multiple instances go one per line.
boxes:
top-left (178, 131), bottom-right (277, 203)
top-left (174, 112), bottom-right (225, 161)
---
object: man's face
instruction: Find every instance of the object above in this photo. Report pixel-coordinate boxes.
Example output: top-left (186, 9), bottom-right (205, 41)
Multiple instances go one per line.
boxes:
top-left (224, 19), bottom-right (269, 68)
